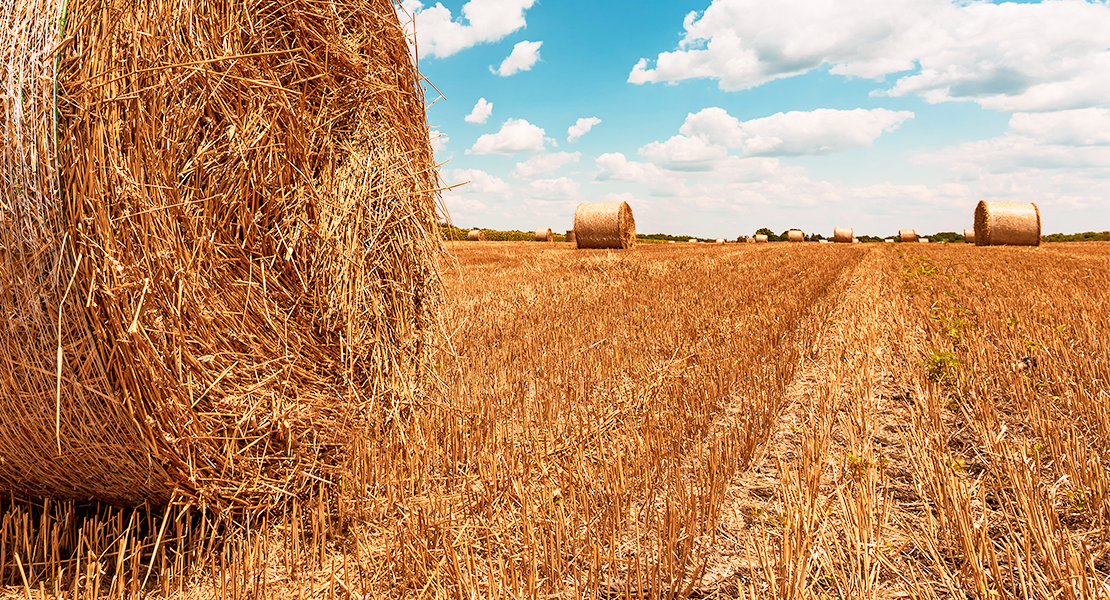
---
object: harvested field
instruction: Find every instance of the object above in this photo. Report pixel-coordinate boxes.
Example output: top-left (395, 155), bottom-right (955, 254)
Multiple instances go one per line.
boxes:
top-left (1, 241), bottom-right (1107, 599)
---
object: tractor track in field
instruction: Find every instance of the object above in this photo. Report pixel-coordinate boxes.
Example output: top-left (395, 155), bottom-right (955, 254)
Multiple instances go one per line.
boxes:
top-left (693, 247), bottom-right (933, 599)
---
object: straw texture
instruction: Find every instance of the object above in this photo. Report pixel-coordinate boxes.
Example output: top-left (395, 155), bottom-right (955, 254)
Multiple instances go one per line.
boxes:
top-left (899, 229), bottom-right (918, 243)
top-left (963, 228), bottom-right (975, 244)
top-left (468, 230), bottom-right (486, 241)
top-left (0, 0), bottom-right (441, 511)
top-left (755, 234), bottom-right (768, 243)
top-left (787, 230), bottom-right (804, 242)
top-left (833, 228), bottom-right (853, 243)
top-left (535, 228), bottom-right (553, 242)
top-left (566, 230), bottom-right (576, 246)
top-left (573, 202), bottom-right (636, 249)
top-left (974, 200), bottom-right (1041, 246)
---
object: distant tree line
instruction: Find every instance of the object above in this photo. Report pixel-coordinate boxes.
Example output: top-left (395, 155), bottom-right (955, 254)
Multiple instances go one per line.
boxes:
top-left (442, 223), bottom-right (1109, 244)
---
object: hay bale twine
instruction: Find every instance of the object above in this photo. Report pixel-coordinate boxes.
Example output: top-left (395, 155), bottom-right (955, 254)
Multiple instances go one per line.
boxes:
top-left (0, 0), bottom-right (440, 511)
top-left (468, 229), bottom-right (486, 241)
top-left (833, 227), bottom-right (853, 243)
top-left (535, 228), bottom-right (553, 242)
top-left (899, 229), bottom-right (918, 243)
top-left (787, 230), bottom-right (804, 242)
top-left (974, 200), bottom-right (1041, 246)
top-left (755, 234), bottom-right (769, 243)
top-left (963, 228), bottom-right (975, 244)
top-left (566, 230), bottom-right (576, 246)
top-left (573, 202), bottom-right (636, 249)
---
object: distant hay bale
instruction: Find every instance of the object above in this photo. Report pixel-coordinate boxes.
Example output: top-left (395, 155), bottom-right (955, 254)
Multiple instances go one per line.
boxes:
top-left (566, 230), bottom-right (576, 246)
top-left (535, 228), bottom-right (553, 242)
top-left (899, 229), bottom-right (918, 243)
top-left (468, 229), bottom-right (486, 241)
top-left (818, 239), bottom-right (829, 244)
top-left (852, 238), bottom-right (860, 244)
top-left (687, 238), bottom-right (698, 243)
top-left (787, 230), bottom-right (804, 242)
top-left (963, 228), bottom-right (975, 244)
top-left (885, 239), bottom-right (894, 243)
top-left (0, 0), bottom-right (441, 511)
top-left (833, 227), bottom-right (853, 243)
top-left (715, 238), bottom-right (725, 244)
top-left (755, 234), bottom-right (769, 243)
top-left (573, 201), bottom-right (636, 249)
top-left (974, 200), bottom-right (1041, 246)
top-left (746, 238), bottom-right (755, 243)
top-left (668, 240), bottom-right (676, 244)
top-left (919, 239), bottom-right (930, 243)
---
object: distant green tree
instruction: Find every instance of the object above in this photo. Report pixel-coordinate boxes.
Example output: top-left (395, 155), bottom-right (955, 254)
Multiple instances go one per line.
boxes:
top-left (931, 231), bottom-right (964, 243)
top-left (1043, 231), bottom-right (1110, 242)
top-left (755, 227), bottom-right (777, 241)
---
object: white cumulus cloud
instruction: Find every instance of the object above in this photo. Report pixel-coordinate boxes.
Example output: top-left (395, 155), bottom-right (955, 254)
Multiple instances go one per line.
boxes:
top-left (510, 152), bottom-right (581, 179)
top-left (641, 107), bottom-right (911, 164)
top-left (465, 98), bottom-right (494, 124)
top-left (1007, 108), bottom-right (1110, 147)
top-left (429, 130), bottom-right (449, 155)
top-left (528, 177), bottom-right (580, 199)
top-left (491, 40), bottom-right (543, 77)
top-left (912, 108), bottom-right (1110, 177)
top-left (638, 135), bottom-right (728, 171)
top-left (567, 117), bottom-right (602, 143)
top-left (627, 0), bottom-right (1110, 112)
top-left (401, 0), bottom-right (536, 59)
top-left (449, 168), bottom-right (512, 196)
top-left (468, 119), bottom-right (548, 155)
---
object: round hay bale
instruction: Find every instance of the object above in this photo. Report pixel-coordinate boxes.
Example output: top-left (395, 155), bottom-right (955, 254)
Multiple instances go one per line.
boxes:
top-left (755, 234), bottom-right (768, 243)
top-left (715, 238), bottom-right (725, 244)
top-left (852, 238), bottom-right (861, 243)
top-left (687, 238), bottom-right (698, 243)
top-left (919, 238), bottom-right (930, 243)
top-left (535, 228), bottom-right (553, 242)
top-left (787, 230), bottom-right (804, 242)
top-left (573, 202), bottom-right (636, 249)
top-left (818, 239), bottom-right (829, 244)
top-left (833, 228), bottom-right (853, 243)
top-left (468, 229), bottom-right (486, 241)
top-left (899, 229), bottom-right (918, 243)
top-left (746, 237), bottom-right (755, 243)
top-left (566, 230), bottom-right (576, 246)
top-left (668, 240), bottom-right (676, 244)
top-left (885, 238), bottom-right (894, 243)
top-left (963, 228), bottom-right (975, 244)
top-left (0, 0), bottom-right (440, 510)
top-left (974, 200), bottom-right (1041, 246)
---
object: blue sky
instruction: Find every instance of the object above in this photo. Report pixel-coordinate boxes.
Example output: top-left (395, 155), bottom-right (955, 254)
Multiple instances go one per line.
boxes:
top-left (401, 0), bottom-right (1109, 238)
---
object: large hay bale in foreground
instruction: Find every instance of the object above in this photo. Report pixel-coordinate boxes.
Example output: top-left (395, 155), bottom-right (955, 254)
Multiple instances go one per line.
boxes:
top-left (0, 0), bottom-right (440, 510)
top-left (787, 230), bottom-right (804, 242)
top-left (535, 228), bottom-right (553, 242)
top-left (468, 229), bottom-right (486, 241)
top-left (963, 228), bottom-right (975, 244)
top-left (833, 228), bottom-right (853, 243)
top-left (974, 201), bottom-right (1041, 246)
top-left (899, 229), bottom-right (918, 243)
top-left (574, 202), bottom-right (636, 249)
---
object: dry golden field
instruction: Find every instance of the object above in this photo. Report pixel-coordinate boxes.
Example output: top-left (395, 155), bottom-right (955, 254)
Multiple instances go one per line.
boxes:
top-left (1, 241), bottom-right (1107, 599)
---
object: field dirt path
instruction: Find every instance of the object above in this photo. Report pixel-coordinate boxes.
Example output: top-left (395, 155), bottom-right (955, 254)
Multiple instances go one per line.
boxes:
top-left (696, 247), bottom-right (928, 599)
